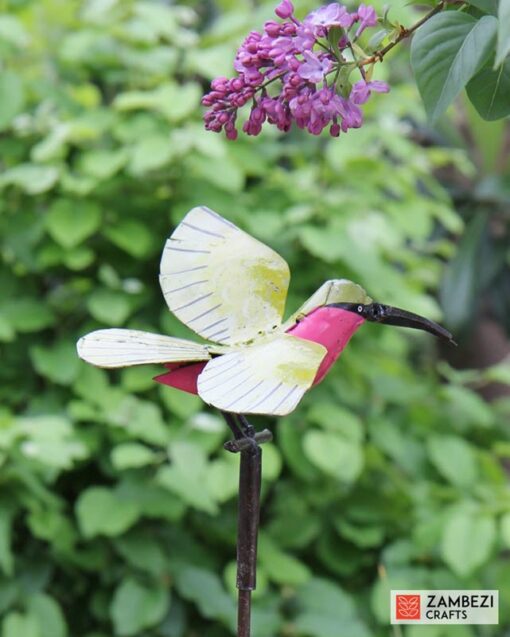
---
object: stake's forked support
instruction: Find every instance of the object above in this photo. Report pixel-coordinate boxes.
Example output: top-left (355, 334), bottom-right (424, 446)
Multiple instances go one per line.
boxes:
top-left (221, 413), bottom-right (273, 637)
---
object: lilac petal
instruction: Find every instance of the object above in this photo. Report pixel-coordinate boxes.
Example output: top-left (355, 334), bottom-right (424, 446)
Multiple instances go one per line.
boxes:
top-left (355, 4), bottom-right (378, 36)
top-left (305, 3), bottom-right (342, 27)
top-left (368, 80), bottom-right (390, 93)
top-left (351, 80), bottom-right (390, 104)
top-left (275, 0), bottom-right (294, 19)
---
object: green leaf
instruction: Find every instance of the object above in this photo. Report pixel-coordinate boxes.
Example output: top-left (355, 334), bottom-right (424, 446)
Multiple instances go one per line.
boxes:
top-left (1, 299), bottom-right (54, 333)
top-left (46, 199), bottom-right (101, 248)
top-left (483, 359), bottom-right (510, 384)
top-left (442, 384), bottom-right (494, 428)
top-left (107, 396), bottom-right (170, 445)
top-left (500, 512), bottom-right (510, 548)
top-left (411, 12), bottom-right (498, 121)
top-left (114, 83), bottom-right (201, 122)
top-left (122, 365), bottom-right (162, 392)
top-left (64, 246), bottom-right (95, 270)
top-left (0, 164), bottom-right (59, 194)
top-left (128, 136), bottom-right (174, 175)
top-left (159, 386), bottom-right (202, 418)
top-left (30, 340), bottom-right (80, 385)
top-left (0, 502), bottom-right (14, 576)
top-left (115, 531), bottom-right (167, 577)
top-left (174, 566), bottom-right (235, 626)
top-left (17, 413), bottom-right (87, 469)
top-left (186, 154), bottom-right (244, 194)
top-left (303, 431), bottom-right (363, 483)
top-left (0, 315), bottom-right (14, 342)
top-left (308, 402), bottom-right (364, 442)
top-left (111, 443), bottom-right (157, 469)
top-left (157, 442), bottom-right (218, 514)
top-left (468, 0), bottom-right (498, 14)
top-left (441, 507), bottom-right (496, 576)
top-left (299, 226), bottom-right (345, 263)
top-left (467, 57), bottom-right (510, 120)
top-left (440, 214), bottom-right (485, 333)
top-left (87, 289), bottom-right (132, 325)
top-left (427, 435), bottom-right (478, 487)
top-left (0, 15), bottom-right (29, 48)
top-left (110, 578), bottom-right (169, 636)
top-left (0, 71), bottom-right (24, 131)
top-left (116, 480), bottom-right (185, 522)
top-left (2, 612), bottom-right (39, 637)
top-left (78, 149), bottom-right (127, 180)
top-left (259, 535), bottom-right (311, 586)
top-left (206, 455), bottom-right (239, 503)
top-left (75, 487), bottom-right (140, 538)
top-left (335, 519), bottom-right (385, 548)
top-left (496, 0), bottom-right (510, 65)
top-left (294, 578), bottom-right (371, 637)
top-left (105, 220), bottom-right (154, 258)
top-left (26, 594), bottom-right (67, 637)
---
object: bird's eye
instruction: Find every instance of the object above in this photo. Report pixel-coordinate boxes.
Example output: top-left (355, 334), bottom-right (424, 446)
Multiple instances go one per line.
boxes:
top-left (357, 305), bottom-right (363, 312)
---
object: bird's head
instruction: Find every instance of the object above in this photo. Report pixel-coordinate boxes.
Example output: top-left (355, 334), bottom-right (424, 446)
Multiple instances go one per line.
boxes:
top-left (330, 300), bottom-right (456, 344)
top-left (288, 279), bottom-right (455, 345)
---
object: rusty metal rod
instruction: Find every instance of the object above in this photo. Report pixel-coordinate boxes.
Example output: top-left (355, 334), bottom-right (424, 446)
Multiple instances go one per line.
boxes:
top-left (221, 412), bottom-right (270, 637)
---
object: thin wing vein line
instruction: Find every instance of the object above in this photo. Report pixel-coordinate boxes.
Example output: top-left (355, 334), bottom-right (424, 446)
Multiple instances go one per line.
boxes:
top-left (163, 280), bottom-right (207, 294)
top-left (166, 246), bottom-right (211, 254)
top-left (173, 292), bottom-right (214, 312)
top-left (247, 382), bottom-right (283, 411)
top-left (272, 384), bottom-right (298, 412)
top-left (181, 221), bottom-right (225, 238)
top-left (225, 380), bottom-right (265, 409)
top-left (188, 303), bottom-right (222, 323)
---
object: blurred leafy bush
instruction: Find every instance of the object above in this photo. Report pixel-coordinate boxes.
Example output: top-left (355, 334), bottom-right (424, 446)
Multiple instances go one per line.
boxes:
top-left (0, 1), bottom-right (509, 636)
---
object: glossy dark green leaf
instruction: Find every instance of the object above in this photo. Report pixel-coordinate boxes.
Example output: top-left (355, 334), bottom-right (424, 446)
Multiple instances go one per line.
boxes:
top-left (467, 0), bottom-right (498, 15)
top-left (496, 0), bottom-right (510, 64)
top-left (411, 12), bottom-right (498, 121)
top-left (467, 57), bottom-right (510, 119)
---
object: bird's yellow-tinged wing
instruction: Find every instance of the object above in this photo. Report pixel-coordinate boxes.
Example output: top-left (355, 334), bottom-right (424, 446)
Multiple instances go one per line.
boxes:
top-left (197, 334), bottom-right (326, 416)
top-left (77, 329), bottom-right (210, 368)
top-left (159, 206), bottom-right (290, 345)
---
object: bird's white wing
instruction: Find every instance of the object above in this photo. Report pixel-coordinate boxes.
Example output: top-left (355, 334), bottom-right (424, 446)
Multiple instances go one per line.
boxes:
top-left (160, 206), bottom-right (290, 345)
top-left (197, 335), bottom-right (326, 416)
top-left (77, 329), bottom-right (210, 368)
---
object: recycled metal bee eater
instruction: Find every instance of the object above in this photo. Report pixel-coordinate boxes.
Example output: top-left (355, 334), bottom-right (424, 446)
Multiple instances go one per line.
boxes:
top-left (77, 205), bottom-right (454, 413)
top-left (77, 206), bottom-right (454, 637)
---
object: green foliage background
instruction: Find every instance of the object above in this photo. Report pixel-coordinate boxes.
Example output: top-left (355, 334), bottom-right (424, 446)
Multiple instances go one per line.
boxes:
top-left (1, 1), bottom-right (510, 636)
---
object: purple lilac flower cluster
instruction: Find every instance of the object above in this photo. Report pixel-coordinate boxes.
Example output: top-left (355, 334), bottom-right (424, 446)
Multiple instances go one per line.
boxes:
top-left (202, 1), bottom-right (389, 139)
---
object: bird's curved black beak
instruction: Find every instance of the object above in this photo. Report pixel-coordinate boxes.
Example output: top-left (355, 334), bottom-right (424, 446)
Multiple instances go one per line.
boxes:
top-left (332, 303), bottom-right (456, 345)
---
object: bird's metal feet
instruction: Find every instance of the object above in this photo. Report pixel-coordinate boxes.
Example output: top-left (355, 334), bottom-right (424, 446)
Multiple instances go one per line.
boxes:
top-left (221, 411), bottom-right (273, 453)
top-left (223, 429), bottom-right (273, 453)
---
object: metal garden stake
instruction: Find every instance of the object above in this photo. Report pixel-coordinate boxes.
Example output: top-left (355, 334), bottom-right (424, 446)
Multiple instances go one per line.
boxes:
top-left (77, 205), bottom-right (455, 637)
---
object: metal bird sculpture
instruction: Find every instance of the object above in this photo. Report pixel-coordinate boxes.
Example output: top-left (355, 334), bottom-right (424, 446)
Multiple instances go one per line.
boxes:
top-left (76, 205), bottom-right (455, 637)
top-left (77, 205), bottom-right (454, 413)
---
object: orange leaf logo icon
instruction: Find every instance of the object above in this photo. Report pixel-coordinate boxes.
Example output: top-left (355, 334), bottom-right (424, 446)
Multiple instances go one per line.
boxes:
top-left (396, 594), bottom-right (421, 620)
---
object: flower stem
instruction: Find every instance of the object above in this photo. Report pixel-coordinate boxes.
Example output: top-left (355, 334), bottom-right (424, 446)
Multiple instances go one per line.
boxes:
top-left (359, 0), bottom-right (450, 66)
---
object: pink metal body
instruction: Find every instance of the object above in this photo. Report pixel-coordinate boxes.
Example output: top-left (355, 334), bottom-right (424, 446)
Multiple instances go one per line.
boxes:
top-left (286, 306), bottom-right (365, 384)
top-left (154, 307), bottom-right (364, 394)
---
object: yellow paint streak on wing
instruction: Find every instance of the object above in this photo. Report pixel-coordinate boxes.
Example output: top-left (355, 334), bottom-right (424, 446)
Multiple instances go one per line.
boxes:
top-left (77, 329), bottom-right (211, 368)
top-left (197, 334), bottom-right (326, 416)
top-left (159, 206), bottom-right (290, 345)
